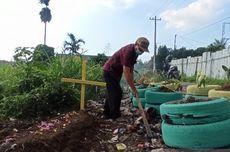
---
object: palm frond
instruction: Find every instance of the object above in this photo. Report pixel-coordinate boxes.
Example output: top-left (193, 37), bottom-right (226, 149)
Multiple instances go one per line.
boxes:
top-left (39, 0), bottom-right (50, 6)
top-left (39, 7), bottom-right (52, 22)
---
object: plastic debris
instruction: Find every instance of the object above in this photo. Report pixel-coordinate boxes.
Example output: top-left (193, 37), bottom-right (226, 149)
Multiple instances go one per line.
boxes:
top-left (9, 118), bottom-right (16, 121)
top-left (137, 143), bottom-right (144, 148)
top-left (116, 143), bottom-right (127, 151)
top-left (108, 135), bottom-right (118, 143)
top-left (134, 116), bottom-right (142, 125)
top-left (119, 128), bottom-right (126, 134)
top-left (113, 128), bottom-right (119, 134)
top-left (13, 128), bottom-right (18, 132)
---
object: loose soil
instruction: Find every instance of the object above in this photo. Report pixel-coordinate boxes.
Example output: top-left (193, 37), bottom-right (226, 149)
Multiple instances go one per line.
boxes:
top-left (157, 86), bottom-right (174, 92)
top-left (169, 97), bottom-right (218, 104)
top-left (0, 98), bottom-right (170, 152)
top-left (216, 83), bottom-right (230, 91)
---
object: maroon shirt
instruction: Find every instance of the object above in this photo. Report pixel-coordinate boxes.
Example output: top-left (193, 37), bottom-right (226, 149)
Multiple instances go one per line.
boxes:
top-left (103, 44), bottom-right (138, 81)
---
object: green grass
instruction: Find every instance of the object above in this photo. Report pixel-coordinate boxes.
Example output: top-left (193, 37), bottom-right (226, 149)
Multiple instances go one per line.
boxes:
top-left (181, 74), bottom-right (230, 86)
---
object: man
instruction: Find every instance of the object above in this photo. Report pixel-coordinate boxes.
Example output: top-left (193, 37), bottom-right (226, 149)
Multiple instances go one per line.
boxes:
top-left (103, 37), bottom-right (150, 120)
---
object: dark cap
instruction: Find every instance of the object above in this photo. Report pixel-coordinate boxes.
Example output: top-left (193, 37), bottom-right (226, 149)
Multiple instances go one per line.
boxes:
top-left (136, 37), bottom-right (150, 52)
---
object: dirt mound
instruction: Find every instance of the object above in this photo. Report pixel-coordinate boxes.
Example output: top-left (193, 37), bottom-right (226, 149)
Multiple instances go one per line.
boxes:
top-left (15, 112), bottom-right (96, 152)
top-left (0, 98), bottom-right (166, 152)
top-left (1, 112), bottom-right (101, 152)
top-left (217, 83), bottom-right (230, 91)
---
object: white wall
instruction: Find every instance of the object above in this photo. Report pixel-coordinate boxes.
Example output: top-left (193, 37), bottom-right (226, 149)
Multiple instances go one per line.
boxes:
top-left (171, 48), bottom-right (230, 79)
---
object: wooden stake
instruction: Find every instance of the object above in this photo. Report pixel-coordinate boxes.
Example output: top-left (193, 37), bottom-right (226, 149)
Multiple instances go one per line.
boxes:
top-left (136, 96), bottom-right (153, 138)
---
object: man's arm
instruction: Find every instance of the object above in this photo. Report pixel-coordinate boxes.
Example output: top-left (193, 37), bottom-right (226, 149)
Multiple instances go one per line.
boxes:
top-left (123, 65), bottom-right (138, 97)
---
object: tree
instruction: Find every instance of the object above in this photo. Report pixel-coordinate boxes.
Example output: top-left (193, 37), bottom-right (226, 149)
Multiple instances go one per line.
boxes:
top-left (32, 44), bottom-right (54, 63)
top-left (207, 38), bottom-right (227, 52)
top-left (91, 53), bottom-right (108, 65)
top-left (194, 47), bottom-right (207, 56)
top-left (39, 0), bottom-right (52, 45)
top-left (213, 38), bottom-right (227, 49)
top-left (13, 47), bottom-right (34, 62)
top-left (155, 45), bottom-right (170, 71)
top-left (63, 33), bottom-right (85, 55)
top-left (157, 45), bottom-right (169, 58)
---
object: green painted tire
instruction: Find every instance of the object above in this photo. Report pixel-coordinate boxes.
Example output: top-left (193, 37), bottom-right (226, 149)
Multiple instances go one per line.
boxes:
top-left (145, 103), bottom-right (160, 114)
top-left (209, 89), bottom-right (230, 101)
top-left (186, 85), bottom-right (220, 96)
top-left (145, 90), bottom-right (183, 104)
top-left (162, 118), bottom-right (230, 149)
top-left (132, 97), bottom-right (146, 107)
top-left (137, 88), bottom-right (146, 98)
top-left (131, 86), bottom-right (160, 98)
top-left (160, 98), bottom-right (230, 125)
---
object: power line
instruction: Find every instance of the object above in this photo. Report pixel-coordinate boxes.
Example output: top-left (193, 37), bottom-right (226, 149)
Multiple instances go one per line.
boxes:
top-left (152, 0), bottom-right (171, 16)
top-left (178, 36), bottom-right (196, 48)
top-left (159, 16), bottom-right (230, 47)
top-left (158, 38), bottom-right (174, 44)
top-left (182, 16), bottom-right (230, 36)
top-left (156, 0), bottom-right (186, 16)
top-left (179, 35), bottom-right (205, 45)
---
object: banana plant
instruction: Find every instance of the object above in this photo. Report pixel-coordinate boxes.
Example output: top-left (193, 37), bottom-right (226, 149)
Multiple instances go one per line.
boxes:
top-left (222, 65), bottom-right (230, 80)
top-left (196, 71), bottom-right (206, 88)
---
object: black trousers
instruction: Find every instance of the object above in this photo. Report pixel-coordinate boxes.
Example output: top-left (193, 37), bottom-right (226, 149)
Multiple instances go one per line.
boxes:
top-left (103, 71), bottom-right (122, 119)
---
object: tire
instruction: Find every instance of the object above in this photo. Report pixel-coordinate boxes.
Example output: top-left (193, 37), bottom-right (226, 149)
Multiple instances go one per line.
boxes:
top-left (145, 103), bottom-right (160, 114)
top-left (130, 86), bottom-right (159, 98)
top-left (209, 89), bottom-right (230, 100)
top-left (132, 97), bottom-right (146, 107)
top-left (162, 118), bottom-right (230, 149)
top-left (160, 97), bottom-right (230, 125)
top-left (145, 90), bottom-right (183, 104)
top-left (137, 88), bottom-right (146, 98)
top-left (186, 85), bottom-right (220, 96)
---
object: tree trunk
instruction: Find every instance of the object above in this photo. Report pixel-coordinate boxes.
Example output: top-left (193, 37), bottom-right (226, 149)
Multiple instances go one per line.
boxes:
top-left (44, 22), bottom-right (47, 45)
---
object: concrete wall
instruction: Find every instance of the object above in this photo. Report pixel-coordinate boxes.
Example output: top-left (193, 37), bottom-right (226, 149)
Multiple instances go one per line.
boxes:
top-left (171, 47), bottom-right (230, 79)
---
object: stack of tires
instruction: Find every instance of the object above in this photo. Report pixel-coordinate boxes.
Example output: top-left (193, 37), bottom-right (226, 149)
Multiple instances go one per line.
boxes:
top-left (145, 89), bottom-right (183, 114)
top-left (131, 87), bottom-right (147, 107)
top-left (160, 97), bottom-right (230, 149)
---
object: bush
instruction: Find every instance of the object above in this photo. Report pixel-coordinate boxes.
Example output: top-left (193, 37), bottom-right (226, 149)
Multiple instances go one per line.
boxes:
top-left (0, 54), bottom-right (104, 119)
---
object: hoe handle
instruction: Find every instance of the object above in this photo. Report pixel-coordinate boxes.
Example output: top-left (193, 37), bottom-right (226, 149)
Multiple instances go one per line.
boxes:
top-left (136, 96), bottom-right (153, 138)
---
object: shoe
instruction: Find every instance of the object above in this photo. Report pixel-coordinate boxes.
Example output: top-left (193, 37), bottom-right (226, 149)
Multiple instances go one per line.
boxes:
top-left (112, 116), bottom-right (124, 122)
top-left (111, 113), bottom-right (121, 121)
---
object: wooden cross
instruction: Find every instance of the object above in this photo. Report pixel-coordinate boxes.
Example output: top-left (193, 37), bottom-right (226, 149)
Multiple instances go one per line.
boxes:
top-left (61, 60), bottom-right (106, 110)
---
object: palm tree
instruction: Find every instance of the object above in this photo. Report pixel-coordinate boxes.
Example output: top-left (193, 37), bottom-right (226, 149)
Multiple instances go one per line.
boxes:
top-left (39, 0), bottom-right (52, 45)
top-left (64, 33), bottom-right (85, 55)
top-left (213, 38), bottom-right (227, 49)
top-left (208, 38), bottom-right (228, 52)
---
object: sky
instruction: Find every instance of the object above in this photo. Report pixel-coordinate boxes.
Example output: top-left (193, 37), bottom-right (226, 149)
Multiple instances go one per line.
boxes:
top-left (1, 0), bottom-right (230, 62)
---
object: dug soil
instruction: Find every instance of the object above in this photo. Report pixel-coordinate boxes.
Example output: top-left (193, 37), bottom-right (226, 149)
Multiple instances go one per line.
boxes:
top-left (0, 98), bottom-right (169, 152)
top-left (171, 97), bottom-right (219, 104)
top-left (216, 83), bottom-right (230, 91)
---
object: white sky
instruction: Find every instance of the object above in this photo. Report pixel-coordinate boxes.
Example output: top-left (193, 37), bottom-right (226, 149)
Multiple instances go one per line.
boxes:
top-left (0, 0), bottom-right (230, 62)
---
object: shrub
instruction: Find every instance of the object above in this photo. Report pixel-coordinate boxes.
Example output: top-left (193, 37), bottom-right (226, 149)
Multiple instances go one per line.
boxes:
top-left (0, 54), bottom-right (104, 119)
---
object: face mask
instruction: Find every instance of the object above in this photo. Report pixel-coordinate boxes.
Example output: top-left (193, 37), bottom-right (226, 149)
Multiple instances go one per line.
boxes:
top-left (136, 49), bottom-right (143, 55)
